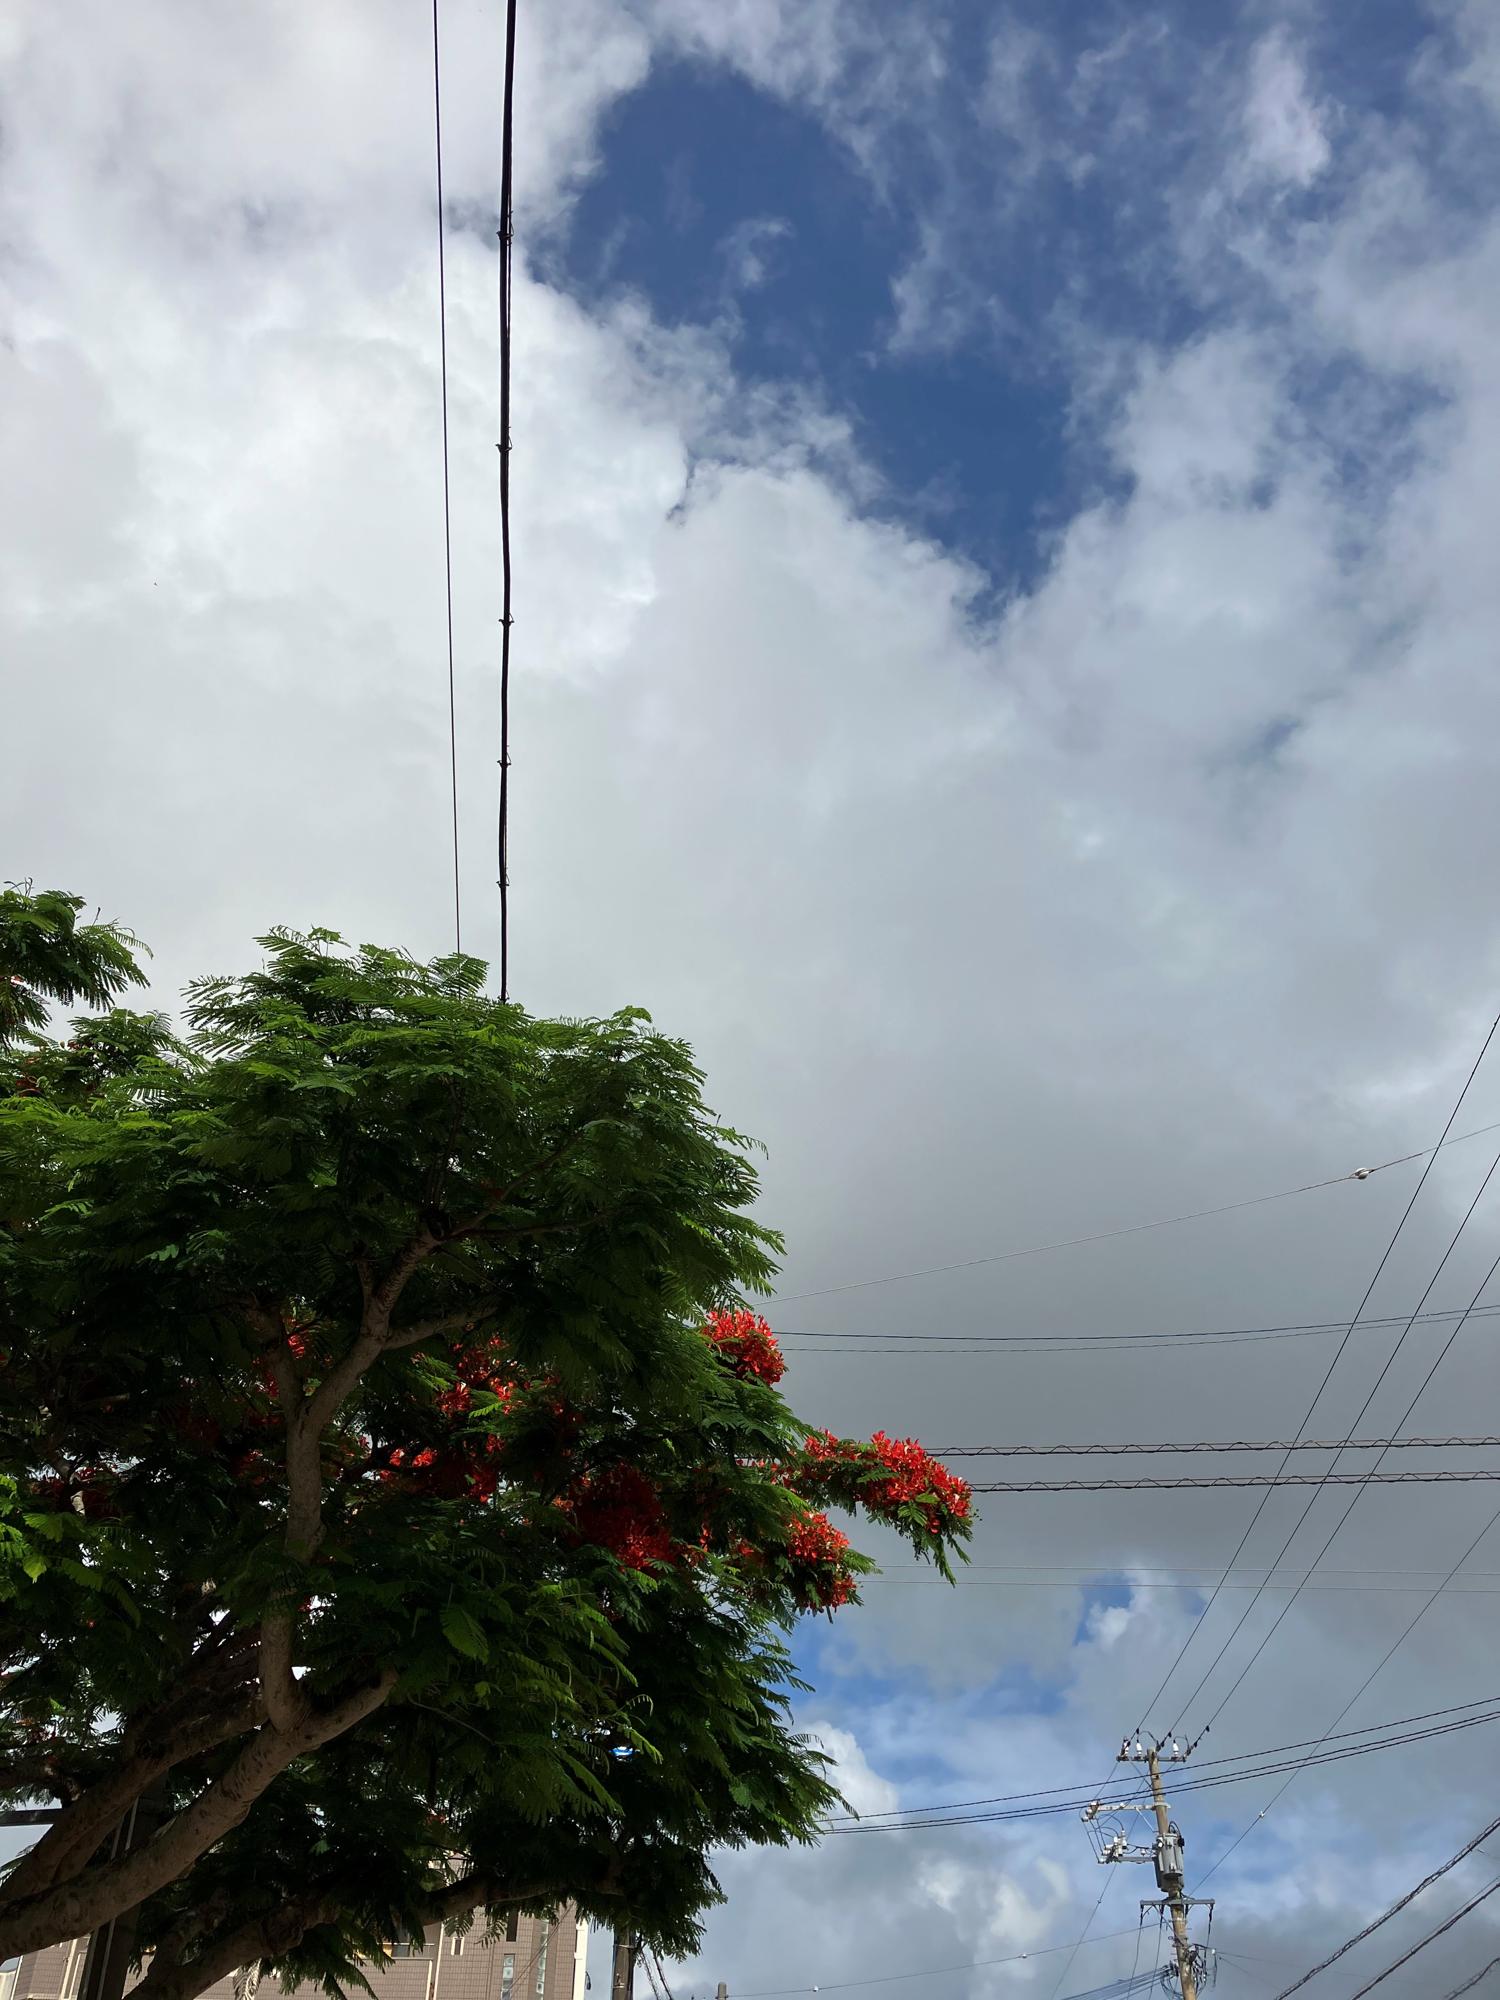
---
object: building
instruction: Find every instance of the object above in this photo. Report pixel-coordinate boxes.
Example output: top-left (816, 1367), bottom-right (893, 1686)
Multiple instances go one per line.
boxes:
top-left (9, 1909), bottom-right (588, 2000)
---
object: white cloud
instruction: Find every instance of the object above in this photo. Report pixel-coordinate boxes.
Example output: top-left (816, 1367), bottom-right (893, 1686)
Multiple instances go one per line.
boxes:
top-left (1240, 29), bottom-right (1333, 188)
top-left (7, 2), bottom-right (1500, 1992)
top-left (800, 1721), bottom-right (900, 1818)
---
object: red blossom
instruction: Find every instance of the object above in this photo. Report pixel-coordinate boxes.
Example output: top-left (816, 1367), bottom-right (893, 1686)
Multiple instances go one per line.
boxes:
top-left (702, 1308), bottom-right (785, 1384)
top-left (783, 1510), bottom-right (856, 1610)
top-left (561, 1464), bottom-right (675, 1571)
top-left (436, 1381), bottom-right (473, 1419)
top-left (794, 1429), bottom-right (972, 1539)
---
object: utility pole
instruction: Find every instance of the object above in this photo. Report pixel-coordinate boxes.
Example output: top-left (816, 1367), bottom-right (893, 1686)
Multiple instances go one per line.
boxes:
top-left (1081, 1733), bottom-right (1215, 1996)
top-left (1144, 1744), bottom-right (1196, 2000)
top-left (610, 1930), bottom-right (638, 2000)
top-left (0, 1790), bottom-right (165, 2000)
top-left (77, 1789), bottom-right (167, 2000)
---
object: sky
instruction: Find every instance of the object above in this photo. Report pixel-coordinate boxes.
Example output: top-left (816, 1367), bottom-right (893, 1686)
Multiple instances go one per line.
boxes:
top-left (4, 0), bottom-right (1500, 1994)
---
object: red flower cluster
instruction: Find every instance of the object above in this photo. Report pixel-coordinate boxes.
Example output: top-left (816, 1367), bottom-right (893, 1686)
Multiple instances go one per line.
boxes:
top-left (374, 1337), bottom-right (525, 1501)
top-left (866, 1432), bottom-right (972, 1534)
top-left (795, 1429), bottom-right (972, 1537)
top-left (561, 1464), bottom-right (674, 1571)
top-left (784, 1509), bottom-right (856, 1609)
top-left (381, 1436), bottom-right (503, 1501)
top-left (800, 1429), bottom-right (860, 1472)
top-left (702, 1308), bottom-right (785, 1384)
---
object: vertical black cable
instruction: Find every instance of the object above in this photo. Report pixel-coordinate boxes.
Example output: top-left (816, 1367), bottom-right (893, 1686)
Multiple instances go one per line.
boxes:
top-left (432, 0), bottom-right (462, 953)
top-left (497, 0), bottom-right (518, 999)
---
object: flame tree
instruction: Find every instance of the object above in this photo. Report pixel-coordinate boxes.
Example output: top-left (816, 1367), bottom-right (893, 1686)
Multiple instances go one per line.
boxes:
top-left (0, 892), bottom-right (970, 1992)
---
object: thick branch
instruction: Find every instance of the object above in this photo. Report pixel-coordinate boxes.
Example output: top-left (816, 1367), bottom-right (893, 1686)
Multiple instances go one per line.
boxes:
top-left (0, 1673), bottom-right (394, 1960)
top-left (365, 1229), bottom-right (441, 1335)
top-left (2, 1698), bottom-right (264, 1905)
top-left (383, 1305), bottom-right (502, 1352)
top-left (255, 1616), bottom-right (309, 1739)
top-left (129, 1873), bottom-right (586, 2000)
top-left (131, 1895), bottom-right (342, 2000)
top-left (0, 1749), bottom-right (86, 1804)
top-left (9, 1627), bottom-right (264, 1899)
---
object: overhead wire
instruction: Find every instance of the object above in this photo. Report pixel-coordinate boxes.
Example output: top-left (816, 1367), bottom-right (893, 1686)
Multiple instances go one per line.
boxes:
top-left (964, 1468), bottom-right (1500, 1493)
top-left (431, 0), bottom-right (461, 952)
top-left (1044, 1870), bottom-right (1117, 2000)
top-left (1341, 1876), bottom-right (1500, 2000)
top-left (821, 1702), bottom-right (1500, 1833)
top-left (827, 1694), bottom-right (1500, 1825)
top-left (1194, 1497), bottom-right (1500, 1890)
top-left (727, 1922), bottom-right (1144, 1998)
top-left (774, 1302), bottom-right (1500, 1353)
top-left (1184, 1242), bottom-right (1500, 1735)
top-left (872, 1559), bottom-right (1500, 1582)
top-left (1126, 1912), bottom-right (1144, 1995)
top-left (937, 1434), bottom-right (1500, 1457)
top-left (866, 1571), bottom-right (1500, 1596)
top-left (772, 1119), bottom-right (1500, 1306)
top-left (1268, 1808), bottom-right (1500, 1997)
top-left (1440, 1955), bottom-right (1500, 1998)
top-left (1056, 1972), bottom-right (1162, 2000)
top-left (1160, 1168), bottom-right (1500, 1744)
top-left (496, 0), bottom-right (518, 998)
top-left (1117, 1015), bottom-right (1500, 1744)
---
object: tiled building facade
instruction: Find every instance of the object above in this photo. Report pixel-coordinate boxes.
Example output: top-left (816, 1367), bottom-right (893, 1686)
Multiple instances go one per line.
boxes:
top-left (10, 1909), bottom-right (587, 2000)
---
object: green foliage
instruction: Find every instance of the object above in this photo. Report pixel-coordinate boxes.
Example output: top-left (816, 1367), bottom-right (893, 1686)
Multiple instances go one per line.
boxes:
top-left (0, 886), bottom-right (148, 1050)
top-left (0, 896), bottom-right (966, 1995)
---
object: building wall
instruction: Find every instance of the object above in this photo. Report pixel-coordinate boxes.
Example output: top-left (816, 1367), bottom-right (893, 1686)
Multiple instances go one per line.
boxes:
top-left (11, 1910), bottom-right (585, 2000)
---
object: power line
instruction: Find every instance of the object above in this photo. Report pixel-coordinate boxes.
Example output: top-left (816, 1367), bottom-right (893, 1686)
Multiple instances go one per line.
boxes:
top-left (867, 1574), bottom-right (1500, 1595)
top-left (965, 1469), bottom-right (1500, 1493)
top-left (728, 1923), bottom-right (1143, 1998)
top-left (1120, 1019), bottom-right (1500, 1743)
top-left (828, 1695), bottom-right (1500, 1824)
top-left (1269, 1809), bottom-right (1500, 1997)
top-left (1045, 1871), bottom-right (1117, 2000)
top-left (431, 0), bottom-right (461, 953)
top-left (1058, 1972), bottom-right (1163, 2000)
top-left (1187, 1243), bottom-right (1500, 1734)
top-left (1441, 1955), bottom-right (1500, 1998)
top-left (775, 1302), bottom-right (1500, 1348)
top-left (1160, 1161), bottom-right (1500, 1740)
top-left (823, 1703), bottom-right (1500, 1834)
top-left (496, 0), bottom-right (518, 999)
top-left (1194, 1499), bottom-right (1500, 1890)
top-left (772, 1119), bottom-right (1500, 1306)
top-left (937, 1435), bottom-right (1500, 1458)
top-left (873, 1560), bottom-right (1500, 1580)
top-left (1127, 1913), bottom-right (1144, 1995)
top-left (1342, 1876), bottom-right (1500, 2000)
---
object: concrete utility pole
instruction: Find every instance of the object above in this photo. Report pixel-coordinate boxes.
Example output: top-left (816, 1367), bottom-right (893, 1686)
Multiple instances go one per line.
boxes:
top-left (610, 1931), bottom-right (638, 2000)
top-left (1081, 1734), bottom-right (1214, 1997)
top-left (77, 1791), bottom-right (165, 2000)
top-left (1144, 1746), bottom-right (1197, 2000)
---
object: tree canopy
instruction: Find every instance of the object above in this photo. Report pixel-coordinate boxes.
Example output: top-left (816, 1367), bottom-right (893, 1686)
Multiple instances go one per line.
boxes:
top-left (0, 891), bottom-right (971, 1994)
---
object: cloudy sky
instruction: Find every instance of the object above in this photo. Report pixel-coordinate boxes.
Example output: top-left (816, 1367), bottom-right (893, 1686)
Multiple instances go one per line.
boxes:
top-left (6, 0), bottom-right (1500, 1993)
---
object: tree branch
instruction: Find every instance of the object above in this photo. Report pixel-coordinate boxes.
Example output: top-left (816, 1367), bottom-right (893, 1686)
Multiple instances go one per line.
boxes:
top-left (126, 1872), bottom-right (593, 2000)
top-left (1, 1697), bottom-right (264, 1905)
top-left (131, 1895), bottom-right (342, 2000)
top-left (0, 1674), bottom-right (394, 1960)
